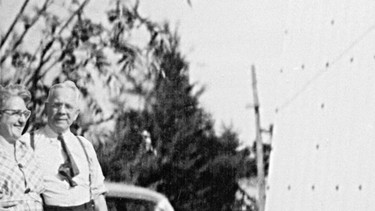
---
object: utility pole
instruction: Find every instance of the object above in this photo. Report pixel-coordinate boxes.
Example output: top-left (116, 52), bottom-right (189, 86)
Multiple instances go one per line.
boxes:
top-left (251, 65), bottom-right (266, 211)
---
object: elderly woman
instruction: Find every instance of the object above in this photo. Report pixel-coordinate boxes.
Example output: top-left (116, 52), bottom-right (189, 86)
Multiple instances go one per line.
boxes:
top-left (0, 84), bottom-right (44, 210)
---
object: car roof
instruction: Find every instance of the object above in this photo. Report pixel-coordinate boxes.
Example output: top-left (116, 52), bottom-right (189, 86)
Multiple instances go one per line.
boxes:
top-left (104, 181), bottom-right (168, 203)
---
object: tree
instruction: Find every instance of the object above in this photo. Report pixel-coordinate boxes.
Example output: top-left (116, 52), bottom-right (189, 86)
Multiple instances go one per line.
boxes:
top-left (100, 26), bottom-right (246, 211)
top-left (0, 0), bottom-right (173, 142)
top-left (1, 1), bottom-right (250, 210)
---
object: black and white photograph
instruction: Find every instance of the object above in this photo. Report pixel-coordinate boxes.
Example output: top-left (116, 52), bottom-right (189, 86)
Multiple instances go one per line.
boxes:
top-left (0, 0), bottom-right (372, 210)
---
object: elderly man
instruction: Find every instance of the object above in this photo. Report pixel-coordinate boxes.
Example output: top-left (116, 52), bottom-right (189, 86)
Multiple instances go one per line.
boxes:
top-left (0, 84), bottom-right (44, 210)
top-left (22, 81), bottom-right (107, 211)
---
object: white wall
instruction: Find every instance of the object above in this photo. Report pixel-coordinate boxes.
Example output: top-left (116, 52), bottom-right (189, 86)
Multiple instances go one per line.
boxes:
top-left (266, 0), bottom-right (375, 210)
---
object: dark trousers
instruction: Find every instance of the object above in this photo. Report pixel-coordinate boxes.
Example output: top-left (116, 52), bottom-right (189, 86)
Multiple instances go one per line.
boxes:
top-left (44, 201), bottom-right (94, 211)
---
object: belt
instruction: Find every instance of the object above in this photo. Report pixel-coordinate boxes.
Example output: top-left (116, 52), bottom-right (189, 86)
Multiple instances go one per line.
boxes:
top-left (44, 200), bottom-right (94, 211)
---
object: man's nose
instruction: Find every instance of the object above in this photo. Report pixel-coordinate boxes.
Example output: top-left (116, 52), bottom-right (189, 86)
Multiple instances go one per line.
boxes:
top-left (57, 105), bottom-right (67, 113)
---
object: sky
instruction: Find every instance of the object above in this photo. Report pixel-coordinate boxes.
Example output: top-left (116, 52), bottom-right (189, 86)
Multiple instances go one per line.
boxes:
top-left (1, 0), bottom-right (288, 145)
top-left (135, 0), bottom-right (288, 144)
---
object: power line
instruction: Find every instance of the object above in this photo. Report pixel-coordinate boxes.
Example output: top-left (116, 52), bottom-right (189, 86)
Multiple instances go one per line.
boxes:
top-left (278, 21), bottom-right (375, 112)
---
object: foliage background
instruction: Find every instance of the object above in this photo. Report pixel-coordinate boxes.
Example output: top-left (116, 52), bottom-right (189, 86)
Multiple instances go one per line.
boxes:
top-left (0, 1), bottom-right (270, 210)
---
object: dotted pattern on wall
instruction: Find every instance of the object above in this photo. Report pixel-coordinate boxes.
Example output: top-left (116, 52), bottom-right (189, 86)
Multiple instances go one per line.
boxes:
top-left (265, 0), bottom-right (375, 210)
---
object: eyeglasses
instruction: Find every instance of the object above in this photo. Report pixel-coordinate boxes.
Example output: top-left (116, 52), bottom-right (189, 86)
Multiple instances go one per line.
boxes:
top-left (0, 109), bottom-right (31, 119)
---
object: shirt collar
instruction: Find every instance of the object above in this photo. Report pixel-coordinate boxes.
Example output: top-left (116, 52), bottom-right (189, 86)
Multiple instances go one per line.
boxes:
top-left (44, 125), bottom-right (72, 139)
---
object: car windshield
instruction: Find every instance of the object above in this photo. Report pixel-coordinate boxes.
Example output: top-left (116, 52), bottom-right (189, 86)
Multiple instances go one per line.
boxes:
top-left (107, 197), bottom-right (157, 211)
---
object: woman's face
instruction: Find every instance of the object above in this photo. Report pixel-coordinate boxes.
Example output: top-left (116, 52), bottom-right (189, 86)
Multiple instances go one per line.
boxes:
top-left (0, 96), bottom-right (29, 143)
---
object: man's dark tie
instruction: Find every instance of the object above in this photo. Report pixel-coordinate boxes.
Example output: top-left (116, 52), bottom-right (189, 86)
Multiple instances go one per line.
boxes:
top-left (57, 134), bottom-right (80, 187)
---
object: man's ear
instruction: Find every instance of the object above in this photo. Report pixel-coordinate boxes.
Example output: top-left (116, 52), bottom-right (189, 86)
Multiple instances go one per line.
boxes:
top-left (73, 108), bottom-right (80, 121)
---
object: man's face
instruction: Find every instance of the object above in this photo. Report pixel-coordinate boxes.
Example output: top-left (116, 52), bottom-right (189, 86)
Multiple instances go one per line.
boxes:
top-left (47, 87), bottom-right (79, 134)
top-left (0, 96), bottom-right (29, 143)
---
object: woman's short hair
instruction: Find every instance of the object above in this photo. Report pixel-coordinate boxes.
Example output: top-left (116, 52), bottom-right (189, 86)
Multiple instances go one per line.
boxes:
top-left (0, 84), bottom-right (31, 109)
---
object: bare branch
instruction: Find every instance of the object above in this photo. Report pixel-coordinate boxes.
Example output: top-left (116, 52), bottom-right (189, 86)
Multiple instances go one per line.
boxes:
top-left (11, 0), bottom-right (53, 51)
top-left (0, 0), bottom-right (53, 65)
top-left (0, 0), bottom-right (30, 50)
top-left (23, 0), bottom-right (90, 84)
top-left (24, 38), bottom-right (45, 77)
top-left (38, 53), bottom-right (59, 77)
top-left (57, 0), bottom-right (90, 35)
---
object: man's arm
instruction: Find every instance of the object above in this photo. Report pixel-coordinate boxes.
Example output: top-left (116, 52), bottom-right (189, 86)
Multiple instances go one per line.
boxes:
top-left (94, 194), bottom-right (107, 211)
top-left (78, 137), bottom-right (108, 211)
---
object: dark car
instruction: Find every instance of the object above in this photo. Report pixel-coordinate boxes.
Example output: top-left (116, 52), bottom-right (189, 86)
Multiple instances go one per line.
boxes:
top-left (105, 182), bottom-right (174, 211)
